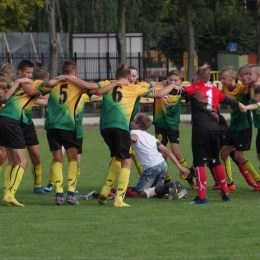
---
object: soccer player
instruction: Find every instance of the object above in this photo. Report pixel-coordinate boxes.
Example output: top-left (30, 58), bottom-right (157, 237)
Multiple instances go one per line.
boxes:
top-left (219, 66), bottom-right (260, 190)
top-left (23, 60), bottom-right (128, 205)
top-left (152, 69), bottom-right (193, 188)
top-left (97, 64), bottom-right (182, 207)
top-left (126, 112), bottom-right (189, 199)
top-left (172, 64), bottom-right (245, 204)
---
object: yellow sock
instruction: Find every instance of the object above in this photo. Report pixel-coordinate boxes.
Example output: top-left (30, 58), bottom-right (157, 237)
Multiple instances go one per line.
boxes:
top-left (114, 168), bottom-right (131, 207)
top-left (4, 165), bottom-right (13, 194)
top-left (164, 160), bottom-right (171, 182)
top-left (0, 165), bottom-right (2, 174)
top-left (221, 157), bottom-right (233, 185)
top-left (4, 165), bottom-right (25, 207)
top-left (131, 149), bottom-right (143, 175)
top-left (98, 157), bottom-right (121, 205)
top-left (75, 166), bottom-right (81, 190)
top-left (48, 160), bottom-right (55, 186)
top-left (53, 162), bottom-right (64, 194)
top-left (68, 161), bottom-right (77, 193)
top-left (32, 163), bottom-right (42, 188)
top-left (243, 160), bottom-right (260, 182)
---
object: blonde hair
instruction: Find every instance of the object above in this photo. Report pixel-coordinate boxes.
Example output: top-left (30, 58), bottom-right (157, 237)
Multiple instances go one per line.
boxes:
top-left (0, 62), bottom-right (16, 81)
top-left (115, 64), bottom-right (130, 79)
top-left (249, 64), bottom-right (260, 74)
top-left (134, 113), bottom-right (152, 131)
top-left (220, 66), bottom-right (236, 77)
top-left (195, 64), bottom-right (210, 82)
top-left (238, 64), bottom-right (251, 76)
top-left (167, 69), bottom-right (181, 78)
top-left (0, 72), bottom-right (11, 83)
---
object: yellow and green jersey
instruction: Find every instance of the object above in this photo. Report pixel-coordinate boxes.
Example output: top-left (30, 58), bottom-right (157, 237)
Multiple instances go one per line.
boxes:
top-left (97, 80), bottom-right (151, 131)
top-left (0, 80), bottom-right (43, 124)
top-left (152, 82), bottom-right (182, 130)
top-left (222, 81), bottom-right (251, 131)
top-left (130, 81), bottom-right (153, 128)
top-left (38, 81), bottom-right (86, 131)
top-left (250, 87), bottom-right (260, 128)
top-left (75, 93), bottom-right (90, 138)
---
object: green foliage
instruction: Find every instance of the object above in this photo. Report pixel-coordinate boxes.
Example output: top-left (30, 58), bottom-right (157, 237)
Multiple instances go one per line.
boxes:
top-left (0, 0), bottom-right (43, 32)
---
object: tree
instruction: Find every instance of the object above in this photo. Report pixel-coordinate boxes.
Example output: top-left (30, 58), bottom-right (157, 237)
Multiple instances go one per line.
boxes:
top-left (0, 0), bottom-right (43, 31)
top-left (44, 0), bottom-right (58, 78)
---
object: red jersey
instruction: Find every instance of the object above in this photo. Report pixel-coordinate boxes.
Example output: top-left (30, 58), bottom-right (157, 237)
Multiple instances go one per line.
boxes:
top-left (184, 82), bottom-right (226, 130)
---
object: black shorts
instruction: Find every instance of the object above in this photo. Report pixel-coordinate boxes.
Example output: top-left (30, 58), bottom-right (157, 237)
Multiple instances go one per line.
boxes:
top-left (0, 116), bottom-right (25, 149)
top-left (222, 127), bottom-right (252, 151)
top-left (192, 129), bottom-right (221, 167)
top-left (22, 122), bottom-right (39, 146)
top-left (154, 126), bottom-right (179, 146)
top-left (47, 129), bottom-right (79, 151)
top-left (256, 129), bottom-right (260, 153)
top-left (77, 137), bottom-right (83, 154)
top-left (101, 128), bottom-right (131, 159)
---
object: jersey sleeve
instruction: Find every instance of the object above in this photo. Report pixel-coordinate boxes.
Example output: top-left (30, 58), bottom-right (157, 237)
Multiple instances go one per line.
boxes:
top-left (38, 82), bottom-right (51, 96)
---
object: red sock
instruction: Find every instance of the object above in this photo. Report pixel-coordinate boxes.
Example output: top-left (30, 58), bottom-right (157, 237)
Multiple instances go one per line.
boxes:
top-left (213, 164), bottom-right (229, 194)
top-left (195, 166), bottom-right (207, 199)
top-left (237, 164), bottom-right (255, 187)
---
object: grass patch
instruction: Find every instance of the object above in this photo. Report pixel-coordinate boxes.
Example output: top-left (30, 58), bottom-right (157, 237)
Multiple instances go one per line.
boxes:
top-left (0, 127), bottom-right (259, 260)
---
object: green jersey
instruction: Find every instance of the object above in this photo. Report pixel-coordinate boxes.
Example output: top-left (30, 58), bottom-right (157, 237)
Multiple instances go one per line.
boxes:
top-left (38, 81), bottom-right (86, 131)
top-left (250, 87), bottom-right (260, 128)
top-left (0, 80), bottom-right (43, 124)
top-left (222, 81), bottom-right (251, 131)
top-left (98, 80), bottom-right (151, 131)
top-left (152, 82), bottom-right (182, 130)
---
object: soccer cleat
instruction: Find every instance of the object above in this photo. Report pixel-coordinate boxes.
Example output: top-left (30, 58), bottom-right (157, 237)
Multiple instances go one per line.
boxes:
top-left (188, 196), bottom-right (208, 204)
top-left (168, 188), bottom-right (178, 200)
top-left (211, 184), bottom-right (221, 190)
top-left (125, 187), bottom-right (135, 198)
top-left (177, 188), bottom-right (188, 199)
top-left (74, 190), bottom-right (79, 194)
top-left (34, 187), bottom-right (46, 194)
top-left (66, 195), bottom-right (79, 205)
top-left (3, 195), bottom-right (24, 207)
top-left (55, 195), bottom-right (64, 206)
top-left (228, 184), bottom-right (236, 191)
top-left (44, 184), bottom-right (54, 192)
top-left (186, 176), bottom-right (196, 189)
top-left (108, 190), bottom-right (116, 199)
top-left (253, 184), bottom-right (260, 192)
top-left (222, 193), bottom-right (231, 202)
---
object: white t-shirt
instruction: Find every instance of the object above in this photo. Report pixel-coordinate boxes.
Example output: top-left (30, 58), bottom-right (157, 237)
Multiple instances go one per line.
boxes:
top-left (130, 129), bottom-right (164, 169)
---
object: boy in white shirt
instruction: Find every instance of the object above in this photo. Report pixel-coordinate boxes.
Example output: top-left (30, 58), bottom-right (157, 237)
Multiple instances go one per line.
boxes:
top-left (129, 113), bottom-right (190, 199)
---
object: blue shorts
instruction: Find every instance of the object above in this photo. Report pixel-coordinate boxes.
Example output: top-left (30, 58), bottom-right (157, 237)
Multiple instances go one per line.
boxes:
top-left (134, 160), bottom-right (167, 193)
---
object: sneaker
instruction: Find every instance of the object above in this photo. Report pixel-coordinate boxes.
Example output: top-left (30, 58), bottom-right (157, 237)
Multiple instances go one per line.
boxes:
top-left (66, 195), bottom-right (79, 205)
top-left (74, 190), bottom-right (79, 194)
top-left (228, 184), bottom-right (236, 191)
top-left (212, 184), bottom-right (221, 190)
top-left (55, 196), bottom-right (64, 206)
top-left (168, 188), bottom-right (178, 200)
top-left (177, 188), bottom-right (188, 199)
top-left (44, 184), bottom-right (54, 192)
top-left (34, 187), bottom-right (46, 194)
top-left (188, 196), bottom-right (208, 204)
top-left (222, 193), bottom-right (231, 202)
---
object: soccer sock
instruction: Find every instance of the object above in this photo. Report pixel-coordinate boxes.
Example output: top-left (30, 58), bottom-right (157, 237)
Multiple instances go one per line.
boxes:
top-left (144, 187), bottom-right (156, 198)
top-left (221, 157), bottom-right (233, 185)
top-left (32, 163), bottom-right (42, 188)
top-left (4, 165), bottom-right (13, 194)
top-left (242, 160), bottom-right (260, 182)
top-left (48, 160), bottom-right (55, 186)
top-left (67, 161), bottom-right (77, 193)
top-left (53, 162), bottom-right (64, 194)
top-left (75, 166), bottom-right (81, 190)
top-left (237, 163), bottom-right (255, 187)
top-left (212, 164), bottom-right (229, 194)
top-left (131, 149), bottom-right (143, 175)
top-left (164, 160), bottom-right (171, 182)
top-left (0, 165), bottom-right (2, 174)
top-left (195, 166), bottom-right (207, 199)
top-left (114, 168), bottom-right (131, 207)
top-left (5, 165), bottom-right (24, 196)
top-left (179, 157), bottom-right (188, 179)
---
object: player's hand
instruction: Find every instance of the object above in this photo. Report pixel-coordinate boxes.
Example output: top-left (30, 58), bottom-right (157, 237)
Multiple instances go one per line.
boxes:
top-left (151, 87), bottom-right (159, 95)
top-left (239, 103), bottom-right (247, 113)
top-left (17, 78), bottom-right (33, 84)
top-left (179, 167), bottom-right (190, 179)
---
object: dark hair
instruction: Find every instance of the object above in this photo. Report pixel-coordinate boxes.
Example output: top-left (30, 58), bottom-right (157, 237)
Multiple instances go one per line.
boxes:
top-left (62, 60), bottom-right (77, 75)
top-left (134, 113), bottom-right (152, 130)
top-left (128, 66), bottom-right (138, 71)
top-left (167, 69), bottom-right (181, 78)
top-left (18, 59), bottom-right (34, 71)
top-left (254, 86), bottom-right (260, 95)
top-left (34, 60), bottom-right (49, 80)
top-left (115, 64), bottom-right (130, 79)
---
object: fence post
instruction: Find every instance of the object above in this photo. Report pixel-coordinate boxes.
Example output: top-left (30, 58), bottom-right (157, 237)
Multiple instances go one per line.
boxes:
top-left (106, 52), bottom-right (109, 79)
top-left (138, 52), bottom-right (142, 80)
top-left (74, 52), bottom-right (77, 63)
top-left (7, 52), bottom-right (10, 63)
top-left (166, 57), bottom-right (169, 74)
top-left (41, 53), bottom-right (44, 66)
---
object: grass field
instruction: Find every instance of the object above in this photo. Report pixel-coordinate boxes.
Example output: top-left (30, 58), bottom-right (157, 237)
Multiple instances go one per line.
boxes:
top-left (0, 127), bottom-right (260, 260)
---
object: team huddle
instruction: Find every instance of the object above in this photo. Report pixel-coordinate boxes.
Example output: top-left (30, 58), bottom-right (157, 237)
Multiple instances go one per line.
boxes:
top-left (0, 60), bottom-right (259, 207)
